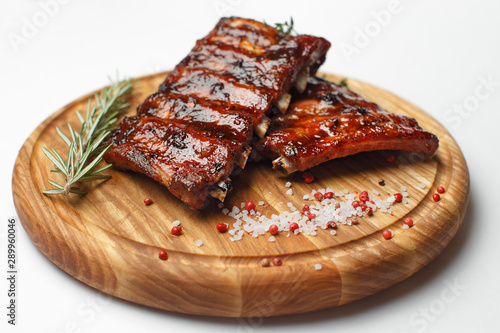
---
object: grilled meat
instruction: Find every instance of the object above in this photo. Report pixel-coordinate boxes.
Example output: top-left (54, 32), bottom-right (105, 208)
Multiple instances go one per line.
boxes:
top-left (254, 76), bottom-right (439, 174)
top-left (105, 17), bottom-right (330, 209)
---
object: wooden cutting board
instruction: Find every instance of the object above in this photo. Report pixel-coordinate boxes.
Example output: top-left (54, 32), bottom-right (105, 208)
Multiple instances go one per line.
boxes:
top-left (12, 72), bottom-right (469, 317)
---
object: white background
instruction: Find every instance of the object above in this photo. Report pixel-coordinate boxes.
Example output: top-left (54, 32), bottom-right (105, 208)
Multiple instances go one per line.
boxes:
top-left (1, 0), bottom-right (499, 332)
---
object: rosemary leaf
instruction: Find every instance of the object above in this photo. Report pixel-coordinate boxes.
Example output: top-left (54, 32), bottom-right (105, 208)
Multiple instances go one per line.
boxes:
top-left (43, 189), bottom-right (65, 195)
top-left (42, 147), bottom-right (67, 174)
top-left (275, 17), bottom-right (296, 35)
top-left (78, 174), bottom-right (112, 182)
top-left (42, 77), bottom-right (135, 196)
top-left (48, 179), bottom-right (64, 189)
top-left (56, 127), bottom-right (72, 146)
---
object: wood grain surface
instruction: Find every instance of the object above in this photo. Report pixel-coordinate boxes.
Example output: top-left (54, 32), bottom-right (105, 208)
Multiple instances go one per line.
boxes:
top-left (12, 72), bottom-right (469, 317)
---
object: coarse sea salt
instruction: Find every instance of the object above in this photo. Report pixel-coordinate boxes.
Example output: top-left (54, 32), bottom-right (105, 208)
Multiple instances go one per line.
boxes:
top-left (221, 183), bottom-right (410, 240)
top-left (314, 263), bottom-right (322, 270)
top-left (259, 201), bottom-right (265, 206)
top-left (172, 220), bottom-right (181, 227)
top-left (286, 189), bottom-right (293, 195)
top-left (195, 239), bottom-right (203, 247)
top-left (285, 181), bottom-right (292, 188)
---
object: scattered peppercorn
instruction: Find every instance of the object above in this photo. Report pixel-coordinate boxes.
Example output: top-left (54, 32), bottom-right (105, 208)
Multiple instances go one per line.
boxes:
top-left (290, 222), bottom-right (299, 232)
top-left (302, 205), bottom-right (310, 211)
top-left (387, 155), bottom-right (395, 163)
top-left (144, 198), bottom-right (153, 205)
top-left (158, 250), bottom-right (168, 260)
top-left (437, 186), bottom-right (445, 194)
top-left (171, 226), bottom-right (182, 236)
top-left (352, 200), bottom-right (360, 209)
top-left (366, 207), bottom-right (373, 216)
top-left (433, 193), bottom-right (441, 202)
top-left (269, 224), bottom-right (279, 235)
top-left (359, 191), bottom-right (369, 202)
top-left (306, 213), bottom-right (316, 220)
top-left (261, 258), bottom-right (270, 267)
top-left (272, 257), bottom-right (282, 266)
top-left (314, 192), bottom-right (323, 201)
top-left (351, 217), bottom-right (358, 225)
top-left (404, 217), bottom-right (413, 227)
top-left (324, 192), bottom-right (334, 199)
top-left (302, 171), bottom-right (315, 183)
top-left (394, 193), bottom-right (403, 202)
top-left (327, 221), bottom-right (337, 228)
top-left (244, 200), bottom-right (256, 211)
top-left (216, 223), bottom-right (228, 233)
top-left (378, 179), bottom-right (385, 186)
top-left (382, 230), bottom-right (392, 240)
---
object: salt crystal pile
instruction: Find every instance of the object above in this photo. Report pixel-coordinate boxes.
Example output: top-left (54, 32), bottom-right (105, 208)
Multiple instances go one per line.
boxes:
top-left (222, 184), bottom-right (409, 241)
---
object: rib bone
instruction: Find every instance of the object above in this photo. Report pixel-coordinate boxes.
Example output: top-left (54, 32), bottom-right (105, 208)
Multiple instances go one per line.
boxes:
top-left (274, 93), bottom-right (292, 114)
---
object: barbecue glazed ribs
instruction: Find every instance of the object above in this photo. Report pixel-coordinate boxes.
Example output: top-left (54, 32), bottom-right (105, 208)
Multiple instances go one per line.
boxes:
top-left (254, 76), bottom-right (439, 174)
top-left (104, 17), bottom-right (330, 209)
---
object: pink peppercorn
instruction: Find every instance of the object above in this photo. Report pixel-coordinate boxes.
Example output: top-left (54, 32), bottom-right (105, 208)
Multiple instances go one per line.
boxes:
top-left (216, 223), bottom-right (228, 233)
top-left (158, 250), bottom-right (168, 260)
top-left (244, 201), bottom-right (256, 211)
top-left (272, 257), bottom-right (282, 266)
top-left (171, 226), bottom-right (182, 236)
top-left (382, 230), bottom-right (392, 240)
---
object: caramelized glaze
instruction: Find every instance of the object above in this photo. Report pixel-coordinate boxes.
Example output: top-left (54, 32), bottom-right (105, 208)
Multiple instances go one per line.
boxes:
top-left (255, 76), bottom-right (439, 173)
top-left (105, 17), bottom-right (330, 209)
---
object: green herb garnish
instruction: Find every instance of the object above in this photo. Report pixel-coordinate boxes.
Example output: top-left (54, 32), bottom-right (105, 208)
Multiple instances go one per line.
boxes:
top-left (42, 77), bottom-right (135, 196)
top-left (275, 17), bottom-right (296, 35)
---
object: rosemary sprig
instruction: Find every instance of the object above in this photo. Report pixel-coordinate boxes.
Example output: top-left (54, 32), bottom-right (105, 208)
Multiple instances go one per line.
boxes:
top-left (275, 17), bottom-right (296, 35)
top-left (42, 77), bottom-right (135, 196)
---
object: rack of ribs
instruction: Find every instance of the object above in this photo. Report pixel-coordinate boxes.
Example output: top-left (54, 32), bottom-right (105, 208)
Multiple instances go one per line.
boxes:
top-left (254, 76), bottom-right (439, 174)
top-left (104, 17), bottom-right (331, 209)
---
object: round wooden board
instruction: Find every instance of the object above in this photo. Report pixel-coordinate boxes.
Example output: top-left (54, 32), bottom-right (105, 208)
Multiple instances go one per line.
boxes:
top-left (12, 72), bottom-right (469, 317)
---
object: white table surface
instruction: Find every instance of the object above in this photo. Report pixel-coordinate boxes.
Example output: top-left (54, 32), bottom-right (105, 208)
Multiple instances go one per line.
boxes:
top-left (2, 0), bottom-right (499, 332)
